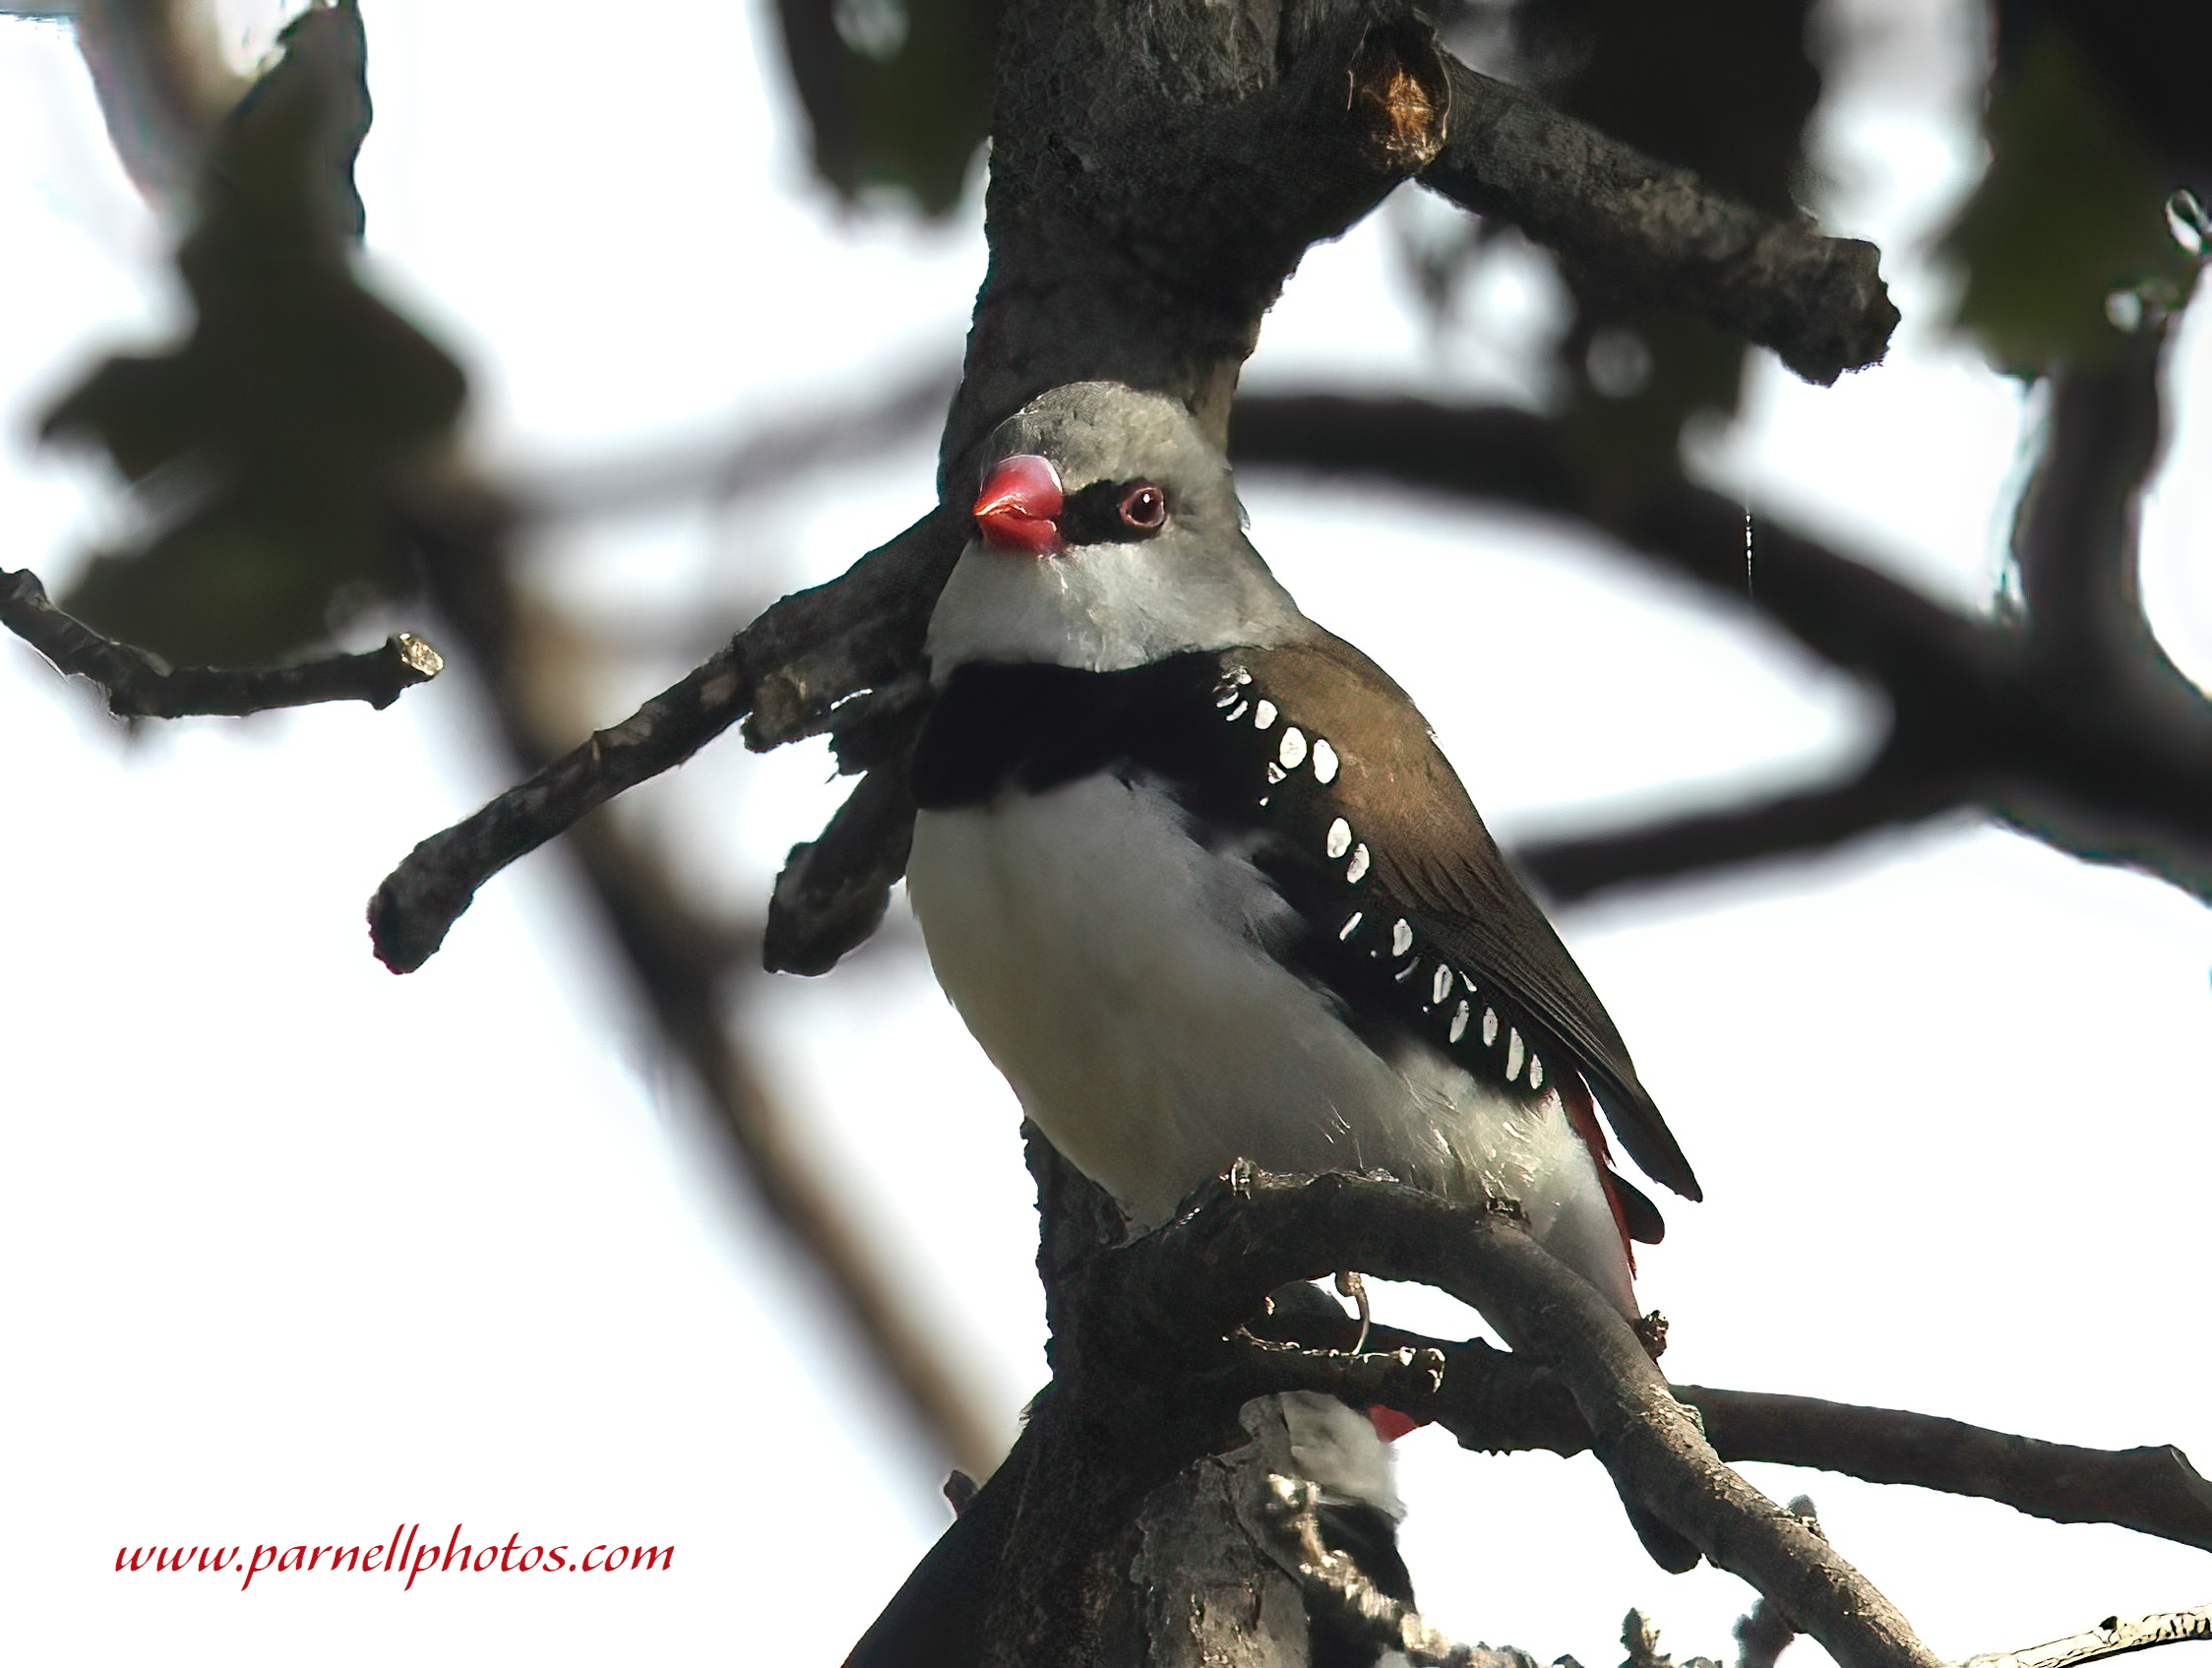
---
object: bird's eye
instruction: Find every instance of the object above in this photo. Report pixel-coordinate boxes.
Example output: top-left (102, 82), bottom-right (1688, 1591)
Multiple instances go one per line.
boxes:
top-left (1119, 485), bottom-right (1167, 530)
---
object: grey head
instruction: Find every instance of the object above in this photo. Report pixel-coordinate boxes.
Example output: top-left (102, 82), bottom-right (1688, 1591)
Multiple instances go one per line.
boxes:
top-left (925, 381), bottom-right (1313, 677)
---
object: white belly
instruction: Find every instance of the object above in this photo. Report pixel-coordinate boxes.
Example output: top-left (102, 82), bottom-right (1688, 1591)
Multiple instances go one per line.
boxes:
top-left (906, 775), bottom-right (1634, 1311)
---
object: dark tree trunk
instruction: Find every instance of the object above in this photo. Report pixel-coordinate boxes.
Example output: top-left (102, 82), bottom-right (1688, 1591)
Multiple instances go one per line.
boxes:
top-left (843, 8), bottom-right (1454, 1661)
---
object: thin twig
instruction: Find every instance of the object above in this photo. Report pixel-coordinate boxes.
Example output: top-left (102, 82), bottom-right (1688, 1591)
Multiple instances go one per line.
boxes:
top-left (367, 628), bottom-right (755, 972)
top-left (2, 567), bottom-right (442, 717)
top-left (1959, 1606), bottom-right (2212, 1668)
top-left (1230, 1331), bottom-right (1449, 1411)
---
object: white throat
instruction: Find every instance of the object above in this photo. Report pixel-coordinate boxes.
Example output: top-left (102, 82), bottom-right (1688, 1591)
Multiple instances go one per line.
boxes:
top-left (925, 536), bottom-right (1310, 677)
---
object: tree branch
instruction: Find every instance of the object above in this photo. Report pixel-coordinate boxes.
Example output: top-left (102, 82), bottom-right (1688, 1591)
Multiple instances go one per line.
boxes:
top-left (1252, 1308), bottom-right (2212, 1554)
top-left (2, 567), bottom-right (442, 716)
top-left (369, 13), bottom-right (1936, 972)
top-left (1734, 1503), bottom-right (1816, 1668)
top-left (763, 745), bottom-right (921, 975)
top-left (1687, 1390), bottom-right (2212, 1554)
top-left (1513, 747), bottom-right (1959, 904)
top-left (1257, 1472), bottom-right (1531, 1668)
top-left (1420, 56), bottom-right (1897, 385)
top-left (1111, 1169), bottom-right (1939, 1668)
top-left (367, 511), bottom-right (956, 974)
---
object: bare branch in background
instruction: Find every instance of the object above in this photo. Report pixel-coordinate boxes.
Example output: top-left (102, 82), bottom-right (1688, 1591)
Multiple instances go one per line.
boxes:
top-left (1, 567), bottom-right (442, 716)
top-left (1421, 57), bottom-right (1897, 384)
top-left (1514, 758), bottom-right (1959, 905)
top-left (68, 0), bottom-right (243, 212)
top-left (1230, 336), bottom-right (2212, 909)
top-left (510, 361), bottom-right (958, 523)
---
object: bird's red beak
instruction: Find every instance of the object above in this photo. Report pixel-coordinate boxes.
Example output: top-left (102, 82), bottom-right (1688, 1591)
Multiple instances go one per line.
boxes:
top-left (973, 454), bottom-right (1064, 555)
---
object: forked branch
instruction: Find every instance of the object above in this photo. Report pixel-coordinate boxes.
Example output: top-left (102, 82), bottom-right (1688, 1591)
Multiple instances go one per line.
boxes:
top-left (1106, 1169), bottom-right (1939, 1668)
top-left (1241, 1313), bottom-right (2212, 1554)
top-left (367, 512), bottom-right (958, 973)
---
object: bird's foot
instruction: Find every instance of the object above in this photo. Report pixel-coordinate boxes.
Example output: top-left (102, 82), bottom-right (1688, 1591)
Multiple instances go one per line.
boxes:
top-left (1481, 1192), bottom-right (1531, 1228)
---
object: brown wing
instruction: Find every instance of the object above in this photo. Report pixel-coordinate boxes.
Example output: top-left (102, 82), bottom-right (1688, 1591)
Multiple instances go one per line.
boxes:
top-left (1240, 634), bottom-right (1701, 1202)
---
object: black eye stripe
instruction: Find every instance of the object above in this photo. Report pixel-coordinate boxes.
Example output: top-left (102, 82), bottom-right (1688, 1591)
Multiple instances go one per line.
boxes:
top-left (1061, 478), bottom-right (1169, 545)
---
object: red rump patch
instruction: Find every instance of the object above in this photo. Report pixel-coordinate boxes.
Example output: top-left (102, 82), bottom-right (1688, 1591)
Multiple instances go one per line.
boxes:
top-left (1560, 1073), bottom-right (1636, 1273)
top-left (1368, 1075), bottom-right (1636, 1449)
top-left (1368, 1405), bottom-right (1425, 1443)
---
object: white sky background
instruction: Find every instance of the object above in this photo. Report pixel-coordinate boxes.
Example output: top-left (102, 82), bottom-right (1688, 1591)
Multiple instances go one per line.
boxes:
top-left (2, 1), bottom-right (2209, 1664)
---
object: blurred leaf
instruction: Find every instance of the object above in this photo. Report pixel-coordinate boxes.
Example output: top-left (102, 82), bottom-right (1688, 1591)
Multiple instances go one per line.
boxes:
top-left (40, 0), bottom-right (464, 668)
top-left (1994, 1), bottom-right (2212, 194)
top-left (1940, 23), bottom-right (2195, 374)
top-left (770, 0), bottom-right (995, 216)
top-left (1512, 0), bottom-right (1817, 220)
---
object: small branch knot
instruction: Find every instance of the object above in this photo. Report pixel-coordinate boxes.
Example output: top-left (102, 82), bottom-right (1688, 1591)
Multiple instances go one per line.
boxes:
top-left (390, 631), bottom-right (444, 682)
top-left (1348, 20), bottom-right (1449, 170)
